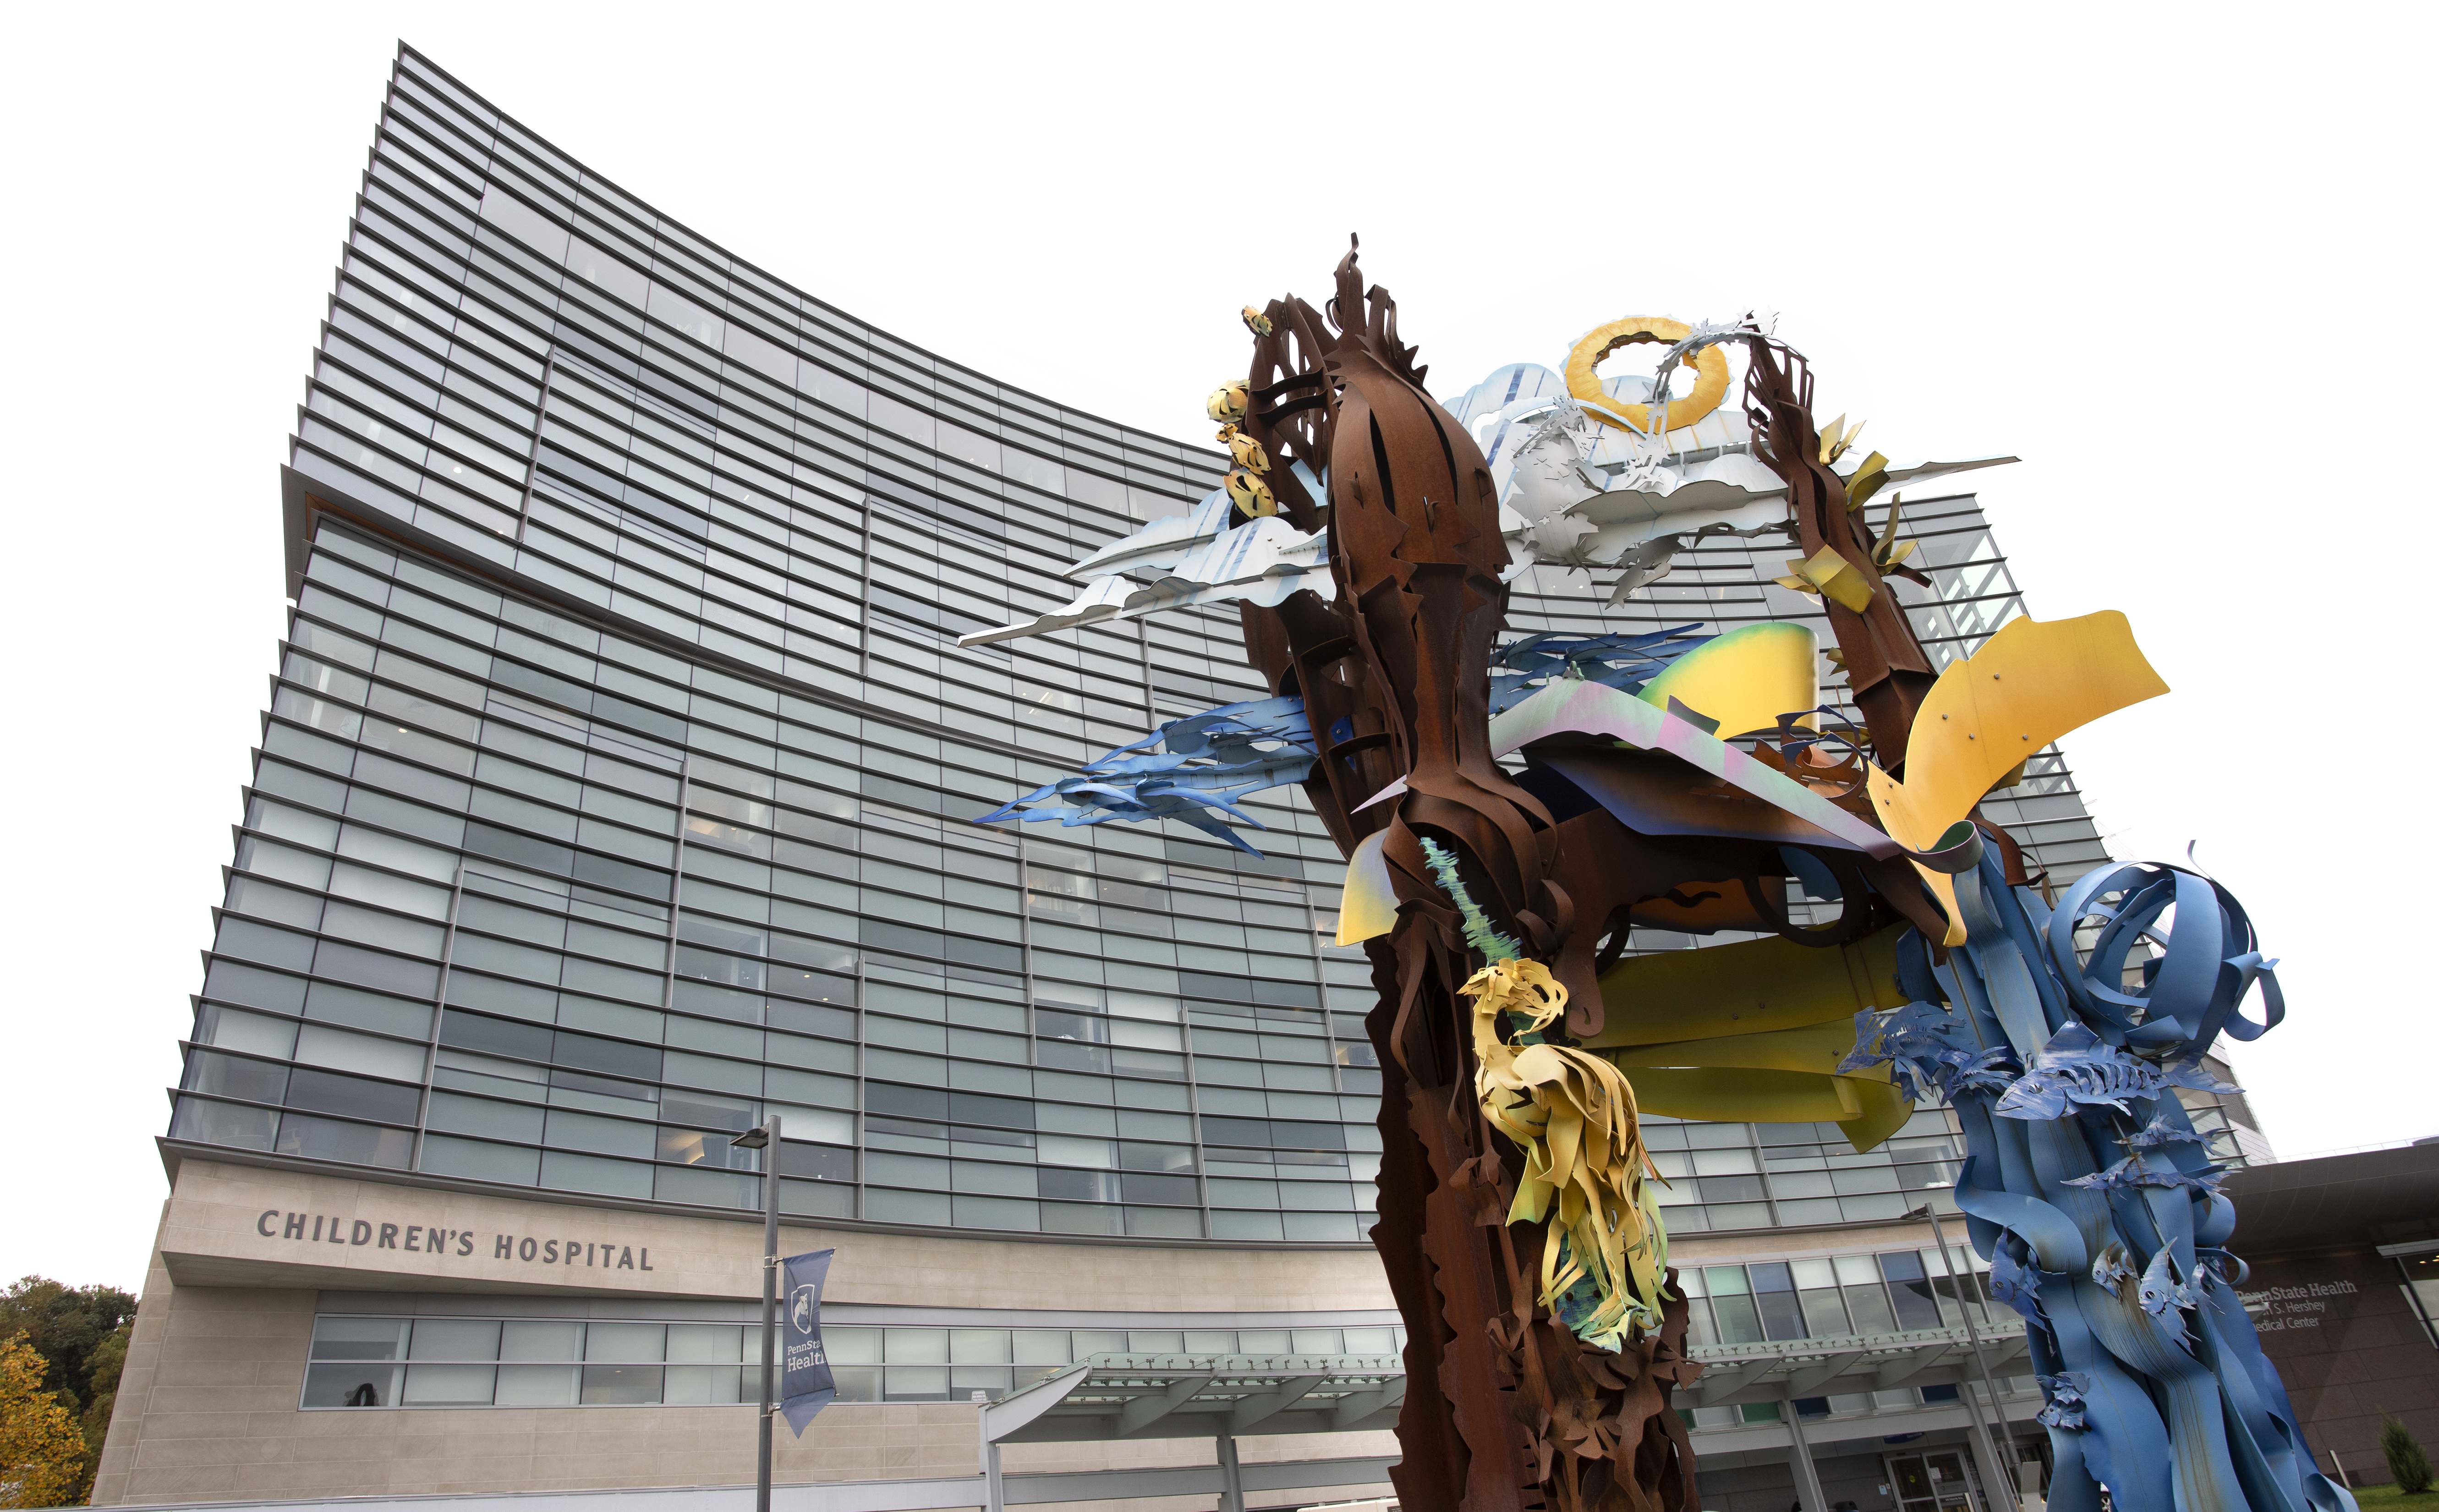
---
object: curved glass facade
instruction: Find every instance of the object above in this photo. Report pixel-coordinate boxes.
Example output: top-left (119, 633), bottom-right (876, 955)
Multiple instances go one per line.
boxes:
top-left (175, 45), bottom-right (1382, 1245)
top-left (168, 46), bottom-right (2202, 1254)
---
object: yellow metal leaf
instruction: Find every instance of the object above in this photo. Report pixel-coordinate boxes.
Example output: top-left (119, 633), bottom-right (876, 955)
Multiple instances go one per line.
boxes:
top-left (1845, 450), bottom-right (1891, 512)
top-left (1791, 545), bottom-right (1875, 612)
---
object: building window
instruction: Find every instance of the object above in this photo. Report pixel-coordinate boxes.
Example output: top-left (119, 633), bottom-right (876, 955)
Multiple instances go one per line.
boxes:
top-left (301, 1310), bottom-right (1405, 1408)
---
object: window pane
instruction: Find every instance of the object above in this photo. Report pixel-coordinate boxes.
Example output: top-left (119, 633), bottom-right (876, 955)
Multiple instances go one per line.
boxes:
top-left (494, 1364), bottom-right (578, 1405)
top-left (303, 1363), bottom-right (401, 1407)
top-left (1011, 1330), bottom-right (1071, 1365)
top-left (410, 1320), bottom-right (500, 1360)
top-left (1681, 1296), bottom-right (1717, 1347)
top-left (585, 1322), bottom-right (665, 1361)
top-left (1790, 1259), bottom-right (1838, 1289)
top-left (1710, 1295), bottom-right (1765, 1345)
top-left (1756, 1290), bottom-right (1808, 1340)
top-left (1844, 1282), bottom-right (1899, 1334)
top-left (580, 1365), bottom-right (663, 1404)
top-left (312, 1317), bottom-right (409, 1360)
top-left (824, 1326), bottom-right (880, 1365)
top-left (884, 1365), bottom-right (948, 1399)
top-left (949, 1330), bottom-right (1012, 1364)
top-left (501, 1321), bottom-right (584, 1361)
top-left (1881, 1252), bottom-right (1945, 1330)
top-left (1799, 1288), bottom-right (1851, 1336)
top-left (884, 1327), bottom-right (948, 1364)
top-left (667, 1325), bottom-right (743, 1363)
top-left (663, 1364), bottom-right (743, 1404)
top-left (402, 1364), bottom-right (496, 1405)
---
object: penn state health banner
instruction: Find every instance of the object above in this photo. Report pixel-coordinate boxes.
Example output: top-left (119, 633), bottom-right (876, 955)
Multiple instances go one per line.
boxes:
top-left (778, 1248), bottom-right (837, 1435)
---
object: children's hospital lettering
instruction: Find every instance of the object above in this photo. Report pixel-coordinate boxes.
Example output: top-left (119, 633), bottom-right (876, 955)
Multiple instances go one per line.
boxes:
top-left (252, 1211), bottom-right (653, 1271)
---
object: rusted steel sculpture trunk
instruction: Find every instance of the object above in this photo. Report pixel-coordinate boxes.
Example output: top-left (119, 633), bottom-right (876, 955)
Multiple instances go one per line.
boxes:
top-left (1740, 344), bottom-right (1938, 766)
top-left (1739, 341), bottom-right (2029, 880)
top-left (1232, 246), bottom-right (1699, 1512)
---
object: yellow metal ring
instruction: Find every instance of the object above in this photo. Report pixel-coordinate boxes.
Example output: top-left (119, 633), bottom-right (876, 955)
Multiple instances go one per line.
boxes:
top-left (1564, 317), bottom-right (1731, 434)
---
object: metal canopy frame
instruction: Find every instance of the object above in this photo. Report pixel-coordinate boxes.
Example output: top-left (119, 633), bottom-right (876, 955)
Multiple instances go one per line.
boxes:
top-left (977, 1353), bottom-right (1407, 1512)
top-left (987, 1352), bottom-right (1407, 1443)
top-left (1682, 1320), bottom-right (2030, 1409)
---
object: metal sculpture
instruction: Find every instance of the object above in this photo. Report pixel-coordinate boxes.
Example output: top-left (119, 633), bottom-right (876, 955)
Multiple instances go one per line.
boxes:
top-left (981, 243), bottom-right (2346, 1512)
top-left (1221, 247), bottom-right (1704, 1512)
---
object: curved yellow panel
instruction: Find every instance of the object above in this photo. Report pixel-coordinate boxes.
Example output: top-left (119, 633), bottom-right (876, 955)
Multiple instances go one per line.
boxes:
top-left (1834, 1076), bottom-right (1915, 1152)
top-left (1867, 611), bottom-right (2169, 855)
top-left (1591, 923), bottom-right (1910, 1049)
top-left (1620, 1066), bottom-right (1852, 1122)
top-left (1565, 317), bottom-right (1731, 434)
top-left (1636, 621), bottom-right (1820, 740)
top-left (1611, 1066), bottom-right (1913, 1152)
top-left (1603, 1019), bottom-right (1863, 1077)
top-left (1589, 923), bottom-right (1920, 1150)
top-left (1336, 827), bottom-right (1398, 946)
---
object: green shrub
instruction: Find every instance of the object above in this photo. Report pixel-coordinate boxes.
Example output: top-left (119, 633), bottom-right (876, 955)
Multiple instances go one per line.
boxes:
top-left (2383, 1414), bottom-right (2434, 1494)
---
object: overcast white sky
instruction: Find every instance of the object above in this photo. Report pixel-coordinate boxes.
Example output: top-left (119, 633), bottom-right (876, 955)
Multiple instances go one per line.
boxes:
top-left (2, 4), bottom-right (2430, 1292)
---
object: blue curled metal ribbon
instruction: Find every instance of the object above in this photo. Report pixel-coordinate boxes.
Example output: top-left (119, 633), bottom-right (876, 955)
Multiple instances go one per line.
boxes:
top-left (1916, 849), bottom-right (2355, 1512)
top-left (2046, 862), bottom-right (2285, 1052)
top-left (1954, 1154), bottom-right (2088, 1273)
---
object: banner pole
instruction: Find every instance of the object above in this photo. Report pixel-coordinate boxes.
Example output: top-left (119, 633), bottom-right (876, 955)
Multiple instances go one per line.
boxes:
top-left (758, 1113), bottom-right (781, 1512)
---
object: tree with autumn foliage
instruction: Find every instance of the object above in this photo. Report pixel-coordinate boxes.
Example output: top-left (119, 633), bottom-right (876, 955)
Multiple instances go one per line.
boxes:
top-left (0, 1279), bottom-right (137, 1504)
top-left (0, 1335), bottom-right (86, 1508)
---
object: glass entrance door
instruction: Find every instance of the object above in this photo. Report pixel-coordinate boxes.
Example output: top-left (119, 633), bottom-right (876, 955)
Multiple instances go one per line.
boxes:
top-left (1886, 1450), bottom-right (1981, 1512)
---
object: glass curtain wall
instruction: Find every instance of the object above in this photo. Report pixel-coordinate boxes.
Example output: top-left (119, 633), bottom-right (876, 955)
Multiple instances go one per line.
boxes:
top-left (170, 45), bottom-right (2134, 1245)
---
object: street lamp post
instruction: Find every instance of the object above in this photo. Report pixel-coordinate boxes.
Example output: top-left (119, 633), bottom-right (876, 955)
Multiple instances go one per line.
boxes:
top-left (732, 1114), bottom-right (781, 1512)
top-left (1907, 1199), bottom-right (2020, 1512)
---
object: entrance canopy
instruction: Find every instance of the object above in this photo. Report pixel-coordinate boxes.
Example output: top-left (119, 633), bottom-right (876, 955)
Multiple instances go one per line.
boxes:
top-left (1684, 1319), bottom-right (2032, 1408)
top-left (984, 1352), bottom-right (1407, 1445)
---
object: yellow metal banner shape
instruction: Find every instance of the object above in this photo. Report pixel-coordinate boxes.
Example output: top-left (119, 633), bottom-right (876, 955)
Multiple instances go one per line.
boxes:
top-left (1590, 925), bottom-right (1915, 1150)
top-left (1867, 611), bottom-right (2169, 943)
